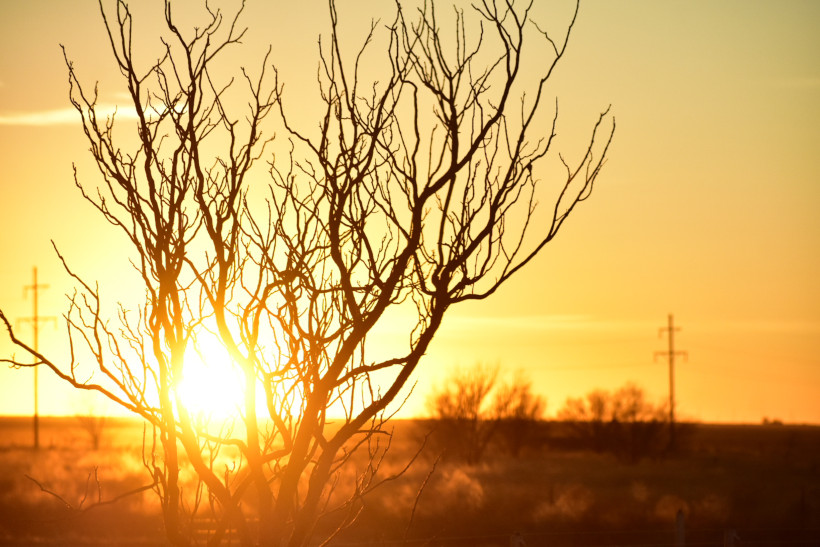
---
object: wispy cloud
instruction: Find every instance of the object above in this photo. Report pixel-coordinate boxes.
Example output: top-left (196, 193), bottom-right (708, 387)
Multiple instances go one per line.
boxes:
top-left (0, 107), bottom-right (81, 126)
top-left (451, 316), bottom-right (820, 337)
top-left (445, 314), bottom-right (654, 333)
top-left (0, 104), bottom-right (139, 126)
top-left (696, 320), bottom-right (820, 335)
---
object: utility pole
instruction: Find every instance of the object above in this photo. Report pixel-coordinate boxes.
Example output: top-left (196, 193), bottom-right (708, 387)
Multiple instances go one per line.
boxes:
top-left (655, 313), bottom-right (687, 451)
top-left (19, 267), bottom-right (55, 450)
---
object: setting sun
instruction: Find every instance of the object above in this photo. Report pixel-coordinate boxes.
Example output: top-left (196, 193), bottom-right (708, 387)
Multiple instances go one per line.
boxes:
top-left (177, 337), bottom-right (245, 420)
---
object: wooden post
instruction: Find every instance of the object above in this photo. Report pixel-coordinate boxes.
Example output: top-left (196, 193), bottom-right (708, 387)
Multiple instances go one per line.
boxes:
top-left (675, 509), bottom-right (686, 546)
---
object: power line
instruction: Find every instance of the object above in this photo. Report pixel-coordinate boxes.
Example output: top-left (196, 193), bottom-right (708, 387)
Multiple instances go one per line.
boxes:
top-left (655, 313), bottom-right (687, 451)
top-left (17, 267), bottom-right (56, 450)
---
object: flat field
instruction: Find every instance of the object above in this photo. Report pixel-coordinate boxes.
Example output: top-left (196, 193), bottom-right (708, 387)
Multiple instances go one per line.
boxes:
top-left (0, 417), bottom-right (818, 546)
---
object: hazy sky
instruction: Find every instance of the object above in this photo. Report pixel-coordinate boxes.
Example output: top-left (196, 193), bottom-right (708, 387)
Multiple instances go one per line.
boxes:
top-left (1, 0), bottom-right (818, 423)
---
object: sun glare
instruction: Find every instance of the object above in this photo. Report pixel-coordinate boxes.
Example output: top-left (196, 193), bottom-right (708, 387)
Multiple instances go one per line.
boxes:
top-left (177, 337), bottom-right (245, 421)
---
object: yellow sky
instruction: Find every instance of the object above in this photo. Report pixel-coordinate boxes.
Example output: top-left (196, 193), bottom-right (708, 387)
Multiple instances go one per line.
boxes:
top-left (1, 0), bottom-right (819, 423)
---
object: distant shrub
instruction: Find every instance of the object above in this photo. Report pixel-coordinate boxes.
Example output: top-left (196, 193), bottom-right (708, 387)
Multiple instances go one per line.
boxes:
top-left (492, 373), bottom-right (547, 458)
top-left (426, 365), bottom-right (546, 463)
top-left (557, 382), bottom-right (667, 462)
top-left (75, 413), bottom-right (107, 450)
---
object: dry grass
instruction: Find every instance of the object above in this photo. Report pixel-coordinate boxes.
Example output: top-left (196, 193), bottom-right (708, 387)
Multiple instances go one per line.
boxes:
top-left (0, 417), bottom-right (163, 545)
top-left (0, 418), bottom-right (818, 546)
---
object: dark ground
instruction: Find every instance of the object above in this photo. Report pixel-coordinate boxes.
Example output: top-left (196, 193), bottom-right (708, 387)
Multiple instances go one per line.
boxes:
top-left (0, 417), bottom-right (818, 546)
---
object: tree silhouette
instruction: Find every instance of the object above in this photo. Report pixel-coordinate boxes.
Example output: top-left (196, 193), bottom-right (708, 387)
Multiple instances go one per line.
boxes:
top-left (428, 364), bottom-right (500, 463)
top-left (1, 0), bottom-right (614, 545)
top-left (427, 365), bottom-right (545, 462)
top-left (558, 383), bottom-right (667, 462)
top-left (75, 412), bottom-right (107, 451)
top-left (492, 372), bottom-right (546, 458)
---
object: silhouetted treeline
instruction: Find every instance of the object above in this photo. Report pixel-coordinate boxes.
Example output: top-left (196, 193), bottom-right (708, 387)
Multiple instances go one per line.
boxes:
top-left (423, 377), bottom-right (674, 463)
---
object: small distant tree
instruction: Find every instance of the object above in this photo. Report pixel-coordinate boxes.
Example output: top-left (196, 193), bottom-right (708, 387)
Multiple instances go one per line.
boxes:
top-left (559, 388), bottom-right (610, 451)
top-left (428, 365), bottom-right (545, 462)
top-left (428, 364), bottom-right (499, 464)
top-left (558, 383), bottom-right (667, 462)
top-left (1, 0), bottom-right (613, 544)
top-left (492, 373), bottom-right (546, 457)
top-left (76, 413), bottom-right (107, 451)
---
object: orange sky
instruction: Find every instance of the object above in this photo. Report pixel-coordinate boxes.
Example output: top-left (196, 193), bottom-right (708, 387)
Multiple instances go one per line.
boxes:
top-left (1, 0), bottom-right (819, 423)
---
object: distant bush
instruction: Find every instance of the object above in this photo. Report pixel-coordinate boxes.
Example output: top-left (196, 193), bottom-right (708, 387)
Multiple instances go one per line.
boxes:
top-left (492, 373), bottom-right (547, 458)
top-left (75, 413), bottom-right (107, 450)
top-left (426, 364), bottom-right (546, 463)
top-left (557, 383), bottom-right (667, 462)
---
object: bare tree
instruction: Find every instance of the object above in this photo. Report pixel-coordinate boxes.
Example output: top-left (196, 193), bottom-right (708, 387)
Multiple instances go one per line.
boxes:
top-left (492, 372), bottom-right (546, 457)
top-left (427, 364), bottom-right (500, 463)
top-left (1, 0), bottom-right (613, 545)
top-left (558, 388), bottom-right (611, 452)
top-left (428, 365), bottom-right (546, 462)
top-left (557, 383), bottom-right (667, 462)
top-left (75, 413), bottom-right (107, 451)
